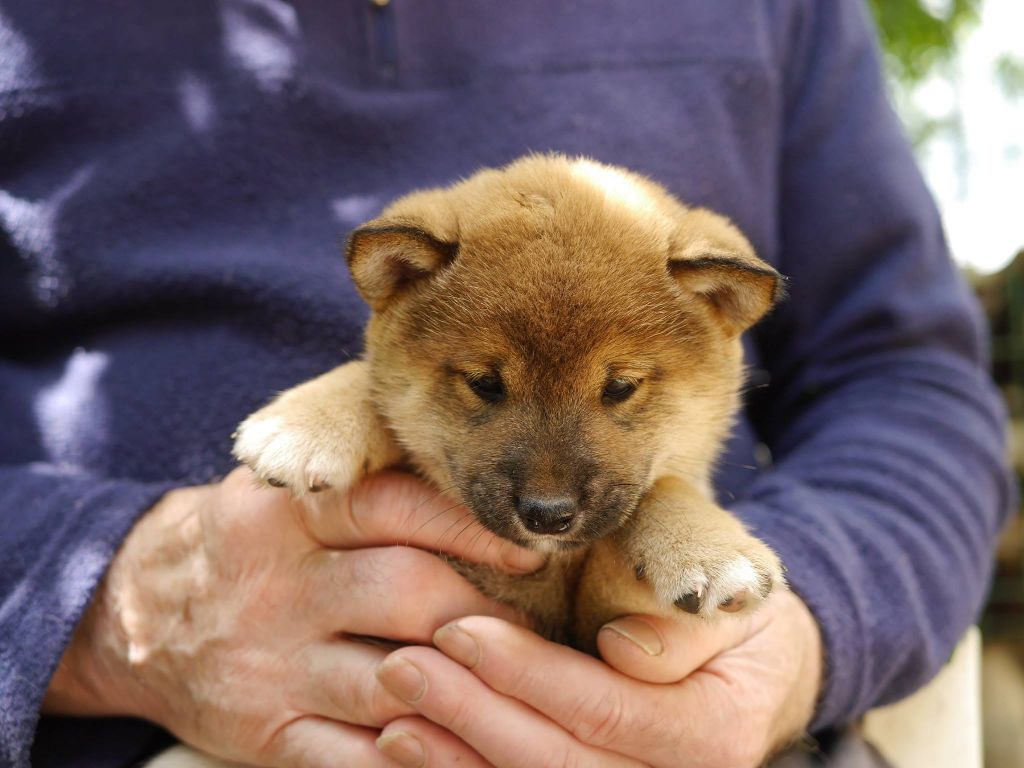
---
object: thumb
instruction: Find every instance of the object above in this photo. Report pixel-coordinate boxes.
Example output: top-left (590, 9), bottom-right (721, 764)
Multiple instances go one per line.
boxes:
top-left (596, 613), bottom-right (755, 684)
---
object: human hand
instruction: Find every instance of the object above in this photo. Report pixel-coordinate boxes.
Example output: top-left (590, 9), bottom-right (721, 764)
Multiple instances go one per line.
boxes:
top-left (374, 589), bottom-right (822, 768)
top-left (43, 466), bottom-right (543, 767)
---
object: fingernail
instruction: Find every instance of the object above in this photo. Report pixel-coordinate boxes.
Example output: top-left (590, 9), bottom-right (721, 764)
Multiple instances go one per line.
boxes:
top-left (377, 731), bottom-right (425, 768)
top-left (433, 623), bottom-right (480, 668)
top-left (600, 617), bottom-right (664, 656)
top-left (376, 658), bottom-right (427, 703)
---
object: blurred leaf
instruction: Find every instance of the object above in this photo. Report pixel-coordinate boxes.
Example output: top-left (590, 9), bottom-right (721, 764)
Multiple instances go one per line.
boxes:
top-left (868, 0), bottom-right (981, 87)
top-left (995, 54), bottom-right (1024, 100)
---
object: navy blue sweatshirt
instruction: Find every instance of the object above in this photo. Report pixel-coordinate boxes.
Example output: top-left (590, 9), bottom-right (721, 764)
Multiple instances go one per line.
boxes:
top-left (0, 2), bottom-right (1013, 766)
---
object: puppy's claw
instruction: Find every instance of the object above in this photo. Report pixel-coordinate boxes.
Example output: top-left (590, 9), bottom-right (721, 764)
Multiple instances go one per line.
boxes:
top-left (674, 593), bottom-right (702, 614)
top-left (719, 592), bottom-right (748, 613)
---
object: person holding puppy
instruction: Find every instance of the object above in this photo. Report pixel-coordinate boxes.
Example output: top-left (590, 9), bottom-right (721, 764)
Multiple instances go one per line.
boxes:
top-left (1, 2), bottom-right (1012, 768)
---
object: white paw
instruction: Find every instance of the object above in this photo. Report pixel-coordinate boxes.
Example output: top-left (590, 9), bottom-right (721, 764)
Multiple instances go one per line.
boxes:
top-left (232, 410), bottom-right (362, 494)
top-left (637, 542), bottom-right (784, 619)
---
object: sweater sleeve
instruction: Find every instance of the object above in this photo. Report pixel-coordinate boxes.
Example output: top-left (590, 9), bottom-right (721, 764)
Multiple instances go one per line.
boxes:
top-left (732, 1), bottom-right (1015, 730)
top-left (0, 465), bottom-right (176, 768)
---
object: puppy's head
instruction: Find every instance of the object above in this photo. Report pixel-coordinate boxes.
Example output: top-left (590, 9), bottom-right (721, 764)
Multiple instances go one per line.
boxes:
top-left (347, 156), bottom-right (782, 550)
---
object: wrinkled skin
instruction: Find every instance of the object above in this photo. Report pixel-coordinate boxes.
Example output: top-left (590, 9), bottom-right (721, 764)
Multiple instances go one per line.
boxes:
top-left (44, 468), bottom-right (542, 767)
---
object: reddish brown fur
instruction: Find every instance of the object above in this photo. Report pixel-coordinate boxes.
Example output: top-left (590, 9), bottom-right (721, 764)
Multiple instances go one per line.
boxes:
top-left (234, 154), bottom-right (787, 646)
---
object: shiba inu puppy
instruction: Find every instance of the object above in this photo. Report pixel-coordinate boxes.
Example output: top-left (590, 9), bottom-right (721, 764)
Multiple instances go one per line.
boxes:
top-left (148, 155), bottom-right (788, 767)
top-left (234, 154), bottom-right (786, 643)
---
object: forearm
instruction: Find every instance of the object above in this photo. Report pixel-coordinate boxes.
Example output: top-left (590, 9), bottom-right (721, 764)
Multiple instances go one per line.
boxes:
top-left (41, 484), bottom-right (207, 723)
top-left (733, 350), bottom-right (1010, 728)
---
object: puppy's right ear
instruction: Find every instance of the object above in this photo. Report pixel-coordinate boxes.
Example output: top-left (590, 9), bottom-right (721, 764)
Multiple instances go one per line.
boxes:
top-left (669, 209), bottom-right (784, 338)
top-left (345, 220), bottom-right (458, 310)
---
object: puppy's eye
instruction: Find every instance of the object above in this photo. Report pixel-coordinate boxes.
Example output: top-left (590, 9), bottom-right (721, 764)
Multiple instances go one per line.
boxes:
top-left (603, 377), bottom-right (638, 404)
top-left (466, 373), bottom-right (505, 403)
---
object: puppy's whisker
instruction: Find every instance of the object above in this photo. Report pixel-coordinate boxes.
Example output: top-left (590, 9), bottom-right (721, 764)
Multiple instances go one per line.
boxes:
top-left (464, 525), bottom-right (490, 559)
top-left (407, 502), bottom-right (466, 540)
top-left (448, 517), bottom-right (480, 552)
top-left (435, 510), bottom-right (474, 550)
top-left (481, 533), bottom-right (498, 561)
top-left (411, 485), bottom-right (460, 514)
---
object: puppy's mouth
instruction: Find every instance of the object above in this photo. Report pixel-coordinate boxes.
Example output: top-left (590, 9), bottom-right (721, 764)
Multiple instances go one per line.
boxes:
top-left (465, 496), bottom-right (643, 553)
top-left (517, 529), bottom-right (592, 553)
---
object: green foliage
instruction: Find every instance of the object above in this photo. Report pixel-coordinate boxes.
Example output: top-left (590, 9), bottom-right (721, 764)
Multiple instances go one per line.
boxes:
top-left (995, 53), bottom-right (1024, 100)
top-left (868, 0), bottom-right (981, 86)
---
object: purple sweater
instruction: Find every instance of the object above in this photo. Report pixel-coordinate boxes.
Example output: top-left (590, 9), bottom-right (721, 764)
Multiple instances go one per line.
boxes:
top-left (0, 2), bottom-right (1013, 766)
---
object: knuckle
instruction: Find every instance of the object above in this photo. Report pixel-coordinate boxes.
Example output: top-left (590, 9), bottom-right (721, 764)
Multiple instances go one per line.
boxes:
top-left (442, 693), bottom-right (478, 735)
top-left (498, 662), bottom-right (541, 703)
top-left (565, 687), bottom-right (630, 747)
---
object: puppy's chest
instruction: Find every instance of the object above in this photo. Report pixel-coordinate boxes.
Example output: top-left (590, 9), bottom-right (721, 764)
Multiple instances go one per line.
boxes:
top-left (443, 551), bottom-right (590, 646)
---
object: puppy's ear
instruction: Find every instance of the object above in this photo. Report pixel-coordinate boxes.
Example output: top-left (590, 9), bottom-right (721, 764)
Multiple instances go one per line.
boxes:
top-left (669, 209), bottom-right (784, 337)
top-left (345, 219), bottom-right (458, 310)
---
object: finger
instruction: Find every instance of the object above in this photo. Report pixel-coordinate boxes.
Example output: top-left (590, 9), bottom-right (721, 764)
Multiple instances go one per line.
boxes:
top-left (375, 647), bottom-right (643, 768)
top-left (298, 640), bottom-right (415, 727)
top-left (596, 613), bottom-right (756, 683)
top-left (430, 617), bottom-right (674, 755)
top-left (267, 716), bottom-right (393, 768)
top-left (308, 546), bottom-right (530, 642)
top-left (378, 716), bottom-right (491, 768)
top-left (300, 471), bottom-right (544, 572)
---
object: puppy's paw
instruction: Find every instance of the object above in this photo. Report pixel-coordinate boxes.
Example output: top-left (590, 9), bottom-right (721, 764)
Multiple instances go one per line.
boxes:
top-left (233, 399), bottom-right (366, 495)
top-left (635, 532), bottom-right (784, 619)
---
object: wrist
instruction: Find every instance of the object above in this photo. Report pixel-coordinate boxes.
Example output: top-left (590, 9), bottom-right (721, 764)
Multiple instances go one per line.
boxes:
top-left (42, 577), bottom-right (142, 718)
top-left (768, 589), bottom-right (824, 752)
top-left (42, 485), bottom-right (205, 724)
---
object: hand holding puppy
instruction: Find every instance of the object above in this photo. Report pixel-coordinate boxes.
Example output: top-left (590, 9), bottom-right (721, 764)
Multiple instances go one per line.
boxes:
top-left (45, 467), bottom-right (542, 767)
top-left (375, 589), bottom-right (822, 768)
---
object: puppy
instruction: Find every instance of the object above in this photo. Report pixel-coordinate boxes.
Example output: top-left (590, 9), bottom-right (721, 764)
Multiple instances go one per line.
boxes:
top-left (148, 155), bottom-right (787, 768)
top-left (235, 154), bottom-right (785, 643)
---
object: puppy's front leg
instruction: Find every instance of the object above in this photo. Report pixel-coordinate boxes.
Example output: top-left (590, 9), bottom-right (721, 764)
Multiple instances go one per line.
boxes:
top-left (575, 477), bottom-right (784, 647)
top-left (623, 476), bottom-right (784, 616)
top-left (233, 360), bottom-right (402, 493)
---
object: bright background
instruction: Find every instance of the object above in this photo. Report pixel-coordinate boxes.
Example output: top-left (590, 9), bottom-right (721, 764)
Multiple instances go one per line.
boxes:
top-left (871, 0), bottom-right (1024, 275)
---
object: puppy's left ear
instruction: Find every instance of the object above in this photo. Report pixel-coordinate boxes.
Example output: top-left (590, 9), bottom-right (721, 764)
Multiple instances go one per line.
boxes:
top-left (669, 209), bottom-right (784, 337)
top-left (346, 218), bottom-right (458, 311)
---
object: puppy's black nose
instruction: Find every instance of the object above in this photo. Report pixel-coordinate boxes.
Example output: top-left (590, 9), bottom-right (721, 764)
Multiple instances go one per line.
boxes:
top-left (516, 496), bottom-right (577, 535)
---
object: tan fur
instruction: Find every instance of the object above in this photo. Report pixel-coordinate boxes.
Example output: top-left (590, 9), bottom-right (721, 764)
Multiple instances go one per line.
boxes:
top-left (234, 153), bottom-right (786, 643)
